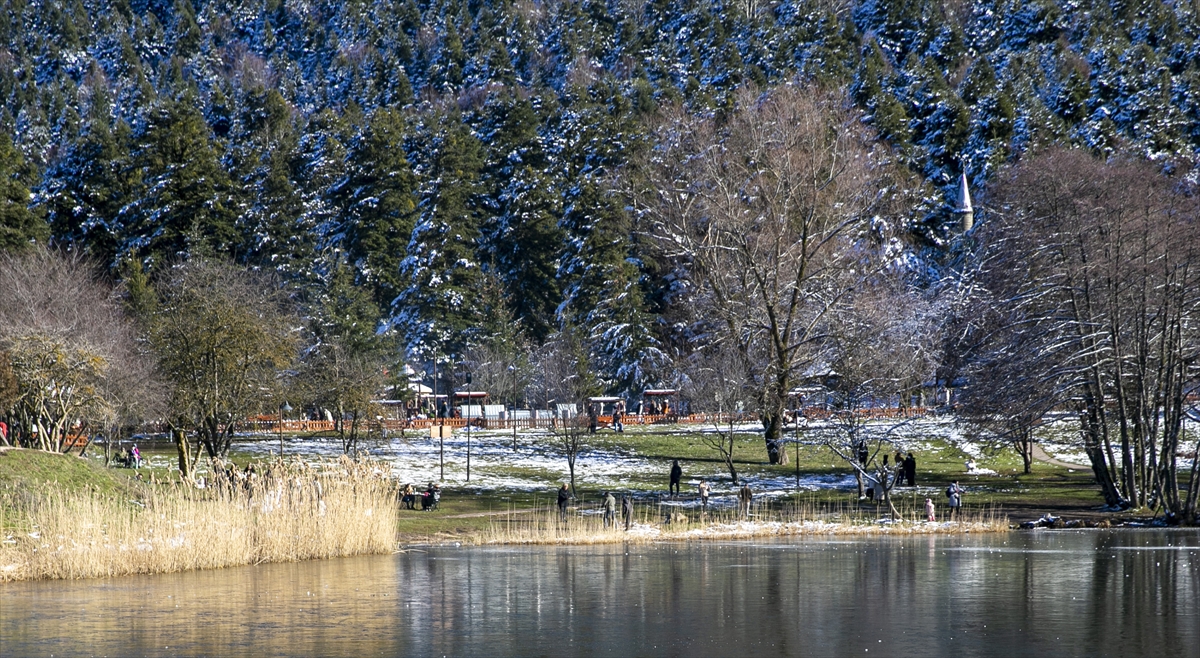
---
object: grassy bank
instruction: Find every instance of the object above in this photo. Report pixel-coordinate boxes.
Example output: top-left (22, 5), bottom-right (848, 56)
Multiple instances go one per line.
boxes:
top-left (2, 417), bottom-right (1176, 580)
top-left (0, 453), bottom-right (396, 582)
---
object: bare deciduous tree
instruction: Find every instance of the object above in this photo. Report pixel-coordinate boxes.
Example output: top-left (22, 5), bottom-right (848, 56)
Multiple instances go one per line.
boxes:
top-left (302, 339), bottom-right (387, 455)
top-left (628, 83), bottom-right (924, 464)
top-left (678, 344), bottom-right (749, 485)
top-left (136, 259), bottom-right (298, 476)
top-left (807, 280), bottom-right (940, 512)
top-left (967, 148), bottom-right (1200, 519)
top-left (528, 327), bottom-right (600, 495)
top-left (0, 250), bottom-right (157, 454)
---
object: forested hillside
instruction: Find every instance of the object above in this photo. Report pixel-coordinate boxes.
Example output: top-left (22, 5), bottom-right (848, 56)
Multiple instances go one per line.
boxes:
top-left (3, 0), bottom-right (1200, 391)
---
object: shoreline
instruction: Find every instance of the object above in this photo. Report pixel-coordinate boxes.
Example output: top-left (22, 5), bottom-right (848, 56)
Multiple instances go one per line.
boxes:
top-left (8, 513), bottom-right (1197, 582)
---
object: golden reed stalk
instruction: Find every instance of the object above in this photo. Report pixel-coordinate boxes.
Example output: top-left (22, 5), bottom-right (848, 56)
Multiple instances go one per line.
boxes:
top-left (480, 499), bottom-right (1009, 546)
top-left (0, 457), bottom-right (397, 581)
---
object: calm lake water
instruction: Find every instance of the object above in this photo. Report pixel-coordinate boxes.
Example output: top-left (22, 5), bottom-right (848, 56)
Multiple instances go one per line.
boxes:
top-left (3, 531), bottom-right (1197, 657)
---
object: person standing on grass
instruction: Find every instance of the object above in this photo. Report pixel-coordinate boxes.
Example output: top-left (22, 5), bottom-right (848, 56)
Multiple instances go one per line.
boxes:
top-left (925, 497), bottom-right (936, 522)
top-left (622, 493), bottom-right (634, 530)
top-left (738, 483), bottom-right (753, 517)
top-left (947, 481), bottom-right (962, 520)
top-left (698, 480), bottom-right (710, 510)
top-left (602, 491), bottom-right (616, 528)
top-left (669, 460), bottom-right (683, 497)
top-left (558, 483), bottom-right (572, 520)
top-left (905, 453), bottom-right (917, 487)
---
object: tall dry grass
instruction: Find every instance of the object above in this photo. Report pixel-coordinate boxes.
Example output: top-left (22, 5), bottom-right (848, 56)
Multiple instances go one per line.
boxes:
top-left (482, 498), bottom-right (1009, 546)
top-left (0, 457), bottom-right (397, 581)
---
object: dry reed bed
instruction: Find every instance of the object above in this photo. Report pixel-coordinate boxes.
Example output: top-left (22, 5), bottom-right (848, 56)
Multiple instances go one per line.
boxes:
top-left (0, 457), bottom-right (397, 582)
top-left (481, 504), bottom-right (1009, 546)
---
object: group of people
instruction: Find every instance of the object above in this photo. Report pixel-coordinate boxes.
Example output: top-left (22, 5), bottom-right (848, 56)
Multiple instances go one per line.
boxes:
top-left (922, 481), bottom-right (965, 522)
top-left (671, 460), bottom-right (753, 515)
top-left (116, 444), bottom-right (142, 469)
top-left (891, 451), bottom-right (918, 487)
top-left (587, 401), bottom-right (628, 434)
top-left (401, 482), bottom-right (441, 511)
top-left (559, 484), bottom-right (636, 530)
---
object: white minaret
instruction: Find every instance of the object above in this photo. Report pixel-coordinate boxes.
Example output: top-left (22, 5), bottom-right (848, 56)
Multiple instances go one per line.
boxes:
top-left (955, 171), bottom-right (974, 232)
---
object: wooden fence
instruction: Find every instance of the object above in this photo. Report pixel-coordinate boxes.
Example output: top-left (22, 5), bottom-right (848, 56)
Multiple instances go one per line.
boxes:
top-left (240, 407), bottom-right (930, 435)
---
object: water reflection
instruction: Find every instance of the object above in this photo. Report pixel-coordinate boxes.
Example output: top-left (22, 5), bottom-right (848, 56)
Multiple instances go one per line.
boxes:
top-left (3, 531), bottom-right (1197, 656)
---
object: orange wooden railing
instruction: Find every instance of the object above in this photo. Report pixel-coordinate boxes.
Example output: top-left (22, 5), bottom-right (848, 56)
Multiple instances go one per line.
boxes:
top-left (243, 407), bottom-right (929, 434)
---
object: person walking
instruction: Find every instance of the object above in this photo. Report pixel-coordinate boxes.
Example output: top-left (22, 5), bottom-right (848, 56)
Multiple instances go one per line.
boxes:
top-left (669, 460), bottom-right (683, 497)
top-left (602, 491), bottom-right (617, 528)
top-left (738, 483), bottom-right (753, 517)
top-left (698, 480), bottom-right (710, 510)
top-left (947, 481), bottom-right (962, 520)
top-left (925, 497), bottom-right (936, 522)
top-left (904, 453), bottom-right (917, 487)
top-left (613, 401), bottom-right (625, 433)
top-left (622, 493), bottom-right (633, 530)
top-left (557, 483), bottom-right (572, 521)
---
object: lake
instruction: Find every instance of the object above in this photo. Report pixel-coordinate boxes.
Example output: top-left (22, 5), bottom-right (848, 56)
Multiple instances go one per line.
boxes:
top-left (2, 530), bottom-right (1196, 656)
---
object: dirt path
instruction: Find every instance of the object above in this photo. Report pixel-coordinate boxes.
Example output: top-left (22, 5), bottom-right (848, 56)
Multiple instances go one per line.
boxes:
top-left (1031, 444), bottom-right (1088, 469)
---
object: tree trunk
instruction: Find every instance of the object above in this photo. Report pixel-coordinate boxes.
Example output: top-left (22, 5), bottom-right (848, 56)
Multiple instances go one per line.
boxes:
top-left (762, 411), bottom-right (788, 465)
top-left (568, 456), bottom-right (576, 496)
top-left (174, 427), bottom-right (191, 480)
top-left (1184, 431), bottom-right (1200, 524)
top-left (1081, 411), bottom-right (1124, 507)
top-left (1018, 429), bottom-right (1033, 475)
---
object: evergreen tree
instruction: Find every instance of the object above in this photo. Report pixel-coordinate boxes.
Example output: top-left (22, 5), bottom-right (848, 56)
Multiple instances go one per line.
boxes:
top-left (120, 93), bottom-right (237, 266)
top-left (42, 95), bottom-right (137, 266)
top-left (234, 88), bottom-right (310, 275)
top-left (333, 107), bottom-right (419, 312)
top-left (395, 115), bottom-right (487, 360)
top-left (0, 132), bottom-right (48, 253)
top-left (478, 94), bottom-right (563, 342)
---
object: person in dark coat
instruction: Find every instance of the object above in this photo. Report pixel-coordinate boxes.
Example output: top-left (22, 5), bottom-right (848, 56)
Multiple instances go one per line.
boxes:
top-left (557, 483), bottom-right (572, 520)
top-left (622, 493), bottom-right (634, 530)
top-left (669, 460), bottom-right (683, 497)
top-left (738, 483), bottom-right (753, 517)
top-left (602, 491), bottom-right (616, 528)
top-left (904, 453), bottom-right (917, 486)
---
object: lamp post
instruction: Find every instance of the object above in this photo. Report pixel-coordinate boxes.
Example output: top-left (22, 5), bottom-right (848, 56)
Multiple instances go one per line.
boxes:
top-left (465, 372), bottom-right (473, 482)
top-left (279, 401), bottom-right (292, 458)
top-left (794, 396), bottom-right (800, 494)
top-left (432, 358), bottom-right (444, 482)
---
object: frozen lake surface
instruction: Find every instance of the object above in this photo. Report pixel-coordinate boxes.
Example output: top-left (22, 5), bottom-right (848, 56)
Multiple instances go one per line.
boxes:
top-left (4, 530), bottom-right (1197, 656)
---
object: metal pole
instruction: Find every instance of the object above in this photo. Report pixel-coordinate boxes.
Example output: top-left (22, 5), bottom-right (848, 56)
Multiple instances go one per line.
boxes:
top-left (464, 371), bottom-right (474, 482)
top-left (279, 401), bottom-right (292, 459)
top-left (794, 399), bottom-right (800, 494)
top-left (435, 357), bottom-right (444, 481)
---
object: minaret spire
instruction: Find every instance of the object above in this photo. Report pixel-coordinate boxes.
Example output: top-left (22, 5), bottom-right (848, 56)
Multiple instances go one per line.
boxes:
top-left (955, 170), bottom-right (974, 232)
